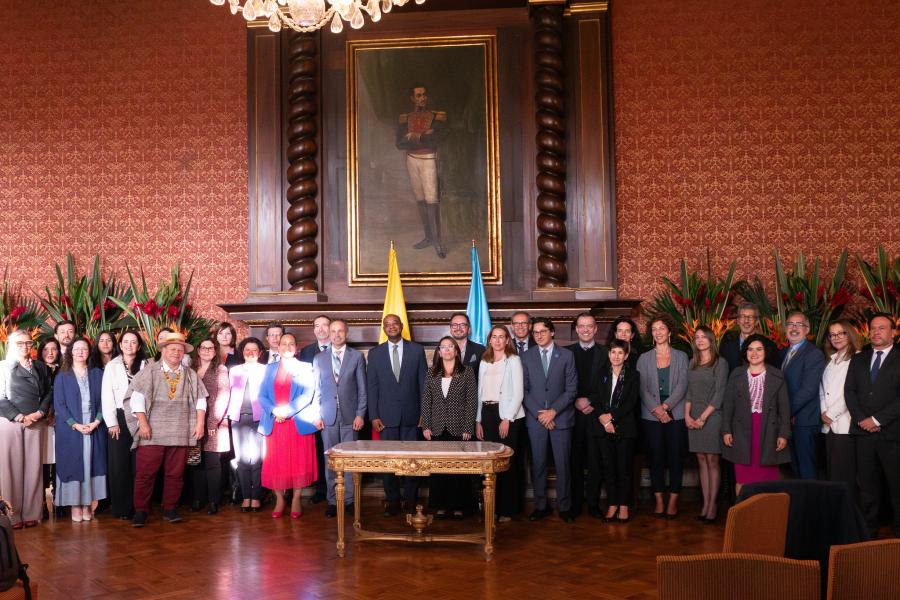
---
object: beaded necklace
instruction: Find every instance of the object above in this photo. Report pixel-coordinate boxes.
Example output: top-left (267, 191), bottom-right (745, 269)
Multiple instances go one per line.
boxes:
top-left (163, 369), bottom-right (182, 400)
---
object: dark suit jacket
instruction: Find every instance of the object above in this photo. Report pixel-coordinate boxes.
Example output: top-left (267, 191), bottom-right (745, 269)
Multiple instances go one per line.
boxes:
top-left (720, 332), bottom-right (780, 372)
top-left (461, 339), bottom-right (486, 377)
top-left (421, 366), bottom-right (477, 437)
top-left (521, 343), bottom-right (578, 429)
top-left (0, 360), bottom-right (53, 420)
top-left (54, 368), bottom-right (107, 483)
top-left (588, 363), bottom-right (639, 439)
top-left (367, 340), bottom-right (427, 428)
top-left (298, 342), bottom-right (327, 364)
top-left (780, 342), bottom-right (826, 427)
top-left (722, 366), bottom-right (792, 466)
top-left (845, 344), bottom-right (900, 441)
top-left (565, 343), bottom-right (609, 398)
top-left (312, 346), bottom-right (367, 427)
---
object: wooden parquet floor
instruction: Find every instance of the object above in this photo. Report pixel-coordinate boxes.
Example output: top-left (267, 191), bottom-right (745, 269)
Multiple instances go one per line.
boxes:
top-left (14, 500), bottom-right (726, 600)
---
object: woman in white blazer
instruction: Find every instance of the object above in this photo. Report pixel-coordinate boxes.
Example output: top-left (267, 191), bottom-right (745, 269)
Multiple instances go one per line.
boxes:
top-left (475, 325), bottom-right (525, 522)
top-left (820, 319), bottom-right (860, 500)
top-left (100, 330), bottom-right (148, 519)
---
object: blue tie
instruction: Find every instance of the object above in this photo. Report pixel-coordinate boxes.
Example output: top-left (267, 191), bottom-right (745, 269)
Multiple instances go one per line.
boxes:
top-left (871, 350), bottom-right (883, 384)
top-left (542, 348), bottom-right (550, 377)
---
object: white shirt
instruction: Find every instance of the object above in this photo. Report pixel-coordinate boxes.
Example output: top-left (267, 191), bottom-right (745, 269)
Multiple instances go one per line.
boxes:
top-left (130, 361), bottom-right (207, 414)
top-left (581, 342), bottom-right (595, 351)
top-left (820, 353), bottom-right (852, 434)
top-left (101, 356), bottom-right (146, 428)
top-left (441, 376), bottom-right (452, 398)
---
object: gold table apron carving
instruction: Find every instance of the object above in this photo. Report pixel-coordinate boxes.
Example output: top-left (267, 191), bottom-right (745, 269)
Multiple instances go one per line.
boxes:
top-left (326, 440), bottom-right (513, 560)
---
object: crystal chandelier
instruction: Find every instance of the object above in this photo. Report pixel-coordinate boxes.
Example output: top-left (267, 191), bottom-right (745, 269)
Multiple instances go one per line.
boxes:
top-left (210, 0), bottom-right (426, 33)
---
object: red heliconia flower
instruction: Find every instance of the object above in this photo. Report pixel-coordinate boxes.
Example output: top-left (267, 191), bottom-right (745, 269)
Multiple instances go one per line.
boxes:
top-left (873, 285), bottom-right (885, 299)
top-left (782, 292), bottom-right (789, 302)
top-left (8, 305), bottom-right (26, 321)
top-left (793, 290), bottom-right (805, 303)
top-left (58, 294), bottom-right (72, 307)
top-left (859, 287), bottom-right (873, 301)
top-left (174, 294), bottom-right (183, 305)
top-left (704, 298), bottom-right (711, 310)
top-left (143, 299), bottom-right (160, 317)
top-left (887, 282), bottom-right (899, 299)
top-left (695, 284), bottom-right (707, 300)
top-left (91, 305), bottom-right (102, 321)
top-left (103, 299), bottom-right (114, 311)
top-left (816, 284), bottom-right (825, 301)
top-left (185, 303), bottom-right (193, 313)
top-left (713, 291), bottom-right (726, 306)
top-left (167, 305), bottom-right (179, 319)
top-left (673, 294), bottom-right (692, 307)
top-left (830, 288), bottom-right (853, 308)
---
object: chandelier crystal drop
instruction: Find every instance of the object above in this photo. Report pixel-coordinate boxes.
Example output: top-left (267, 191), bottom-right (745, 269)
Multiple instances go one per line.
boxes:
top-left (211, 0), bottom-right (426, 33)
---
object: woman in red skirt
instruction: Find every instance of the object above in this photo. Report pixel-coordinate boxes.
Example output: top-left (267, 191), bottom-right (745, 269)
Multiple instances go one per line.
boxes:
top-left (258, 333), bottom-right (321, 518)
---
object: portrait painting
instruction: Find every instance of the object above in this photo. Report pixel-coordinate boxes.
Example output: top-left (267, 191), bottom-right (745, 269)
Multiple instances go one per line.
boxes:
top-left (347, 35), bottom-right (501, 285)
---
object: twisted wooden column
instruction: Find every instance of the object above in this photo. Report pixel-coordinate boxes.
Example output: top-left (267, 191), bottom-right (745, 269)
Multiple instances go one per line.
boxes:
top-left (285, 33), bottom-right (320, 291)
top-left (532, 5), bottom-right (568, 287)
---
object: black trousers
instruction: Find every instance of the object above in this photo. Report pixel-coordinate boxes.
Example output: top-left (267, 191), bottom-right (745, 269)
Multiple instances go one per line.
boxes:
top-left (642, 418), bottom-right (688, 494)
top-left (428, 431), bottom-right (468, 512)
top-left (107, 408), bottom-right (135, 518)
top-left (570, 410), bottom-right (591, 514)
top-left (313, 429), bottom-right (327, 498)
top-left (588, 434), bottom-right (635, 507)
top-left (191, 451), bottom-right (223, 504)
top-left (381, 425), bottom-right (419, 505)
top-left (480, 405), bottom-right (523, 517)
top-left (856, 435), bottom-right (900, 537)
top-left (825, 432), bottom-right (856, 504)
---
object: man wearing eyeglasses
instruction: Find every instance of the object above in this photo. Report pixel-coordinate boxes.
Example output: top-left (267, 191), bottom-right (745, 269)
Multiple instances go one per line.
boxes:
top-left (509, 311), bottom-right (534, 356)
top-left (449, 312), bottom-right (486, 377)
top-left (0, 330), bottom-right (53, 528)
top-left (780, 311), bottom-right (825, 479)
top-left (719, 303), bottom-right (779, 372)
top-left (521, 317), bottom-right (578, 522)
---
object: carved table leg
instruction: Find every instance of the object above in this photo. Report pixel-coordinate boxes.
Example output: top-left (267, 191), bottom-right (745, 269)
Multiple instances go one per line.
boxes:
top-left (483, 472), bottom-right (496, 560)
top-left (336, 469), bottom-right (345, 557)
top-left (353, 472), bottom-right (362, 528)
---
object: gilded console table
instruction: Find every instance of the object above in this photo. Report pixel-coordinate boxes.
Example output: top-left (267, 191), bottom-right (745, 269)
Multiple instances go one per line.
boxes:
top-left (326, 440), bottom-right (514, 560)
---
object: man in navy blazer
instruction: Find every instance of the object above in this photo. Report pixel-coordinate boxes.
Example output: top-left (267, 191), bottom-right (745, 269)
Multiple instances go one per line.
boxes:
top-left (312, 319), bottom-right (367, 518)
top-left (449, 312), bottom-right (486, 376)
top-left (780, 311), bottom-right (826, 479)
top-left (298, 314), bottom-right (332, 503)
top-left (522, 317), bottom-right (578, 522)
top-left (367, 314), bottom-right (427, 516)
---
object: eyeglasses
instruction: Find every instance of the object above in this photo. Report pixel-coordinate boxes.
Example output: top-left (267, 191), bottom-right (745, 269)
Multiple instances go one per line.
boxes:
top-left (738, 314), bottom-right (757, 321)
top-left (199, 345), bottom-right (216, 351)
top-left (13, 341), bottom-right (34, 348)
top-left (828, 331), bottom-right (847, 339)
top-left (511, 321), bottom-right (529, 326)
top-left (785, 321), bottom-right (808, 329)
top-left (532, 329), bottom-right (550, 336)
top-left (450, 323), bottom-right (469, 330)
top-left (438, 345), bottom-right (456, 351)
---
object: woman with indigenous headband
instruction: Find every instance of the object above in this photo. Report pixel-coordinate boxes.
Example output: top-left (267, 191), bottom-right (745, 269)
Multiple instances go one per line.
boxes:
top-left (0, 330), bottom-right (53, 528)
top-left (37, 338), bottom-right (62, 515)
top-left (684, 325), bottom-right (729, 523)
top-left (101, 329), bottom-right (147, 519)
top-left (190, 336), bottom-right (231, 515)
top-left (722, 334), bottom-right (791, 495)
top-left (54, 336), bottom-right (107, 522)
top-left (636, 316), bottom-right (689, 518)
top-left (475, 325), bottom-right (524, 522)
top-left (820, 319), bottom-right (861, 500)
top-left (228, 337), bottom-right (268, 512)
top-left (258, 333), bottom-right (320, 519)
top-left (216, 322), bottom-right (242, 369)
top-left (88, 331), bottom-right (118, 370)
top-left (422, 336), bottom-right (477, 519)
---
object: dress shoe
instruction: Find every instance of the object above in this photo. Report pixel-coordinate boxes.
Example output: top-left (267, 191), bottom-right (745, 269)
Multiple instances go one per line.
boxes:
top-left (384, 501), bottom-right (400, 517)
top-left (118, 515), bottom-right (132, 521)
top-left (325, 505), bottom-right (337, 518)
top-left (702, 515), bottom-right (717, 524)
top-left (560, 510), bottom-right (575, 523)
top-left (251, 506), bottom-right (261, 513)
top-left (12, 521), bottom-right (24, 530)
top-left (617, 515), bottom-right (631, 523)
top-left (528, 509), bottom-right (549, 521)
top-left (271, 511), bottom-right (283, 519)
top-left (241, 506), bottom-right (251, 513)
top-left (23, 520), bottom-right (38, 528)
top-left (290, 511), bottom-right (301, 519)
top-left (132, 512), bottom-right (148, 528)
top-left (434, 510), bottom-right (448, 520)
top-left (190, 501), bottom-right (202, 513)
top-left (665, 511), bottom-right (679, 520)
top-left (497, 515), bottom-right (512, 523)
top-left (451, 511), bottom-right (464, 521)
top-left (163, 509), bottom-right (183, 523)
top-left (310, 492), bottom-right (326, 505)
top-left (587, 507), bottom-right (603, 519)
top-left (207, 502), bottom-right (219, 515)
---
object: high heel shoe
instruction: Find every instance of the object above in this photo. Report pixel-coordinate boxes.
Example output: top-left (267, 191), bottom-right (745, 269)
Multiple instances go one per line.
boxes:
top-left (290, 511), bottom-right (301, 519)
top-left (271, 511), bottom-right (283, 519)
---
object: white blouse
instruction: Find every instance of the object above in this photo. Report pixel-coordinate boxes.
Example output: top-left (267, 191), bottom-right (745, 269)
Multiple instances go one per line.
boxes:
top-left (101, 356), bottom-right (147, 428)
top-left (820, 353), bottom-right (852, 434)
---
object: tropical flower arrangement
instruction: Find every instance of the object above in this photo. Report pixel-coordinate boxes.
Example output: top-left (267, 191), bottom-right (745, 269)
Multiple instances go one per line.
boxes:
top-left (0, 269), bottom-right (46, 360)
top-left (855, 245), bottom-right (900, 321)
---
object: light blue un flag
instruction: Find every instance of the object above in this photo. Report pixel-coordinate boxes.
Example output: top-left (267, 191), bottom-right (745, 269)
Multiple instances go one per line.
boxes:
top-left (466, 245), bottom-right (492, 346)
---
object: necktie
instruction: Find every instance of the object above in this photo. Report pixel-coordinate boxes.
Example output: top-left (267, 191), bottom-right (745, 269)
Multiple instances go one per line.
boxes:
top-left (517, 341), bottom-right (525, 354)
top-left (782, 347), bottom-right (797, 369)
top-left (541, 348), bottom-right (550, 377)
top-left (332, 350), bottom-right (342, 383)
top-left (392, 344), bottom-right (401, 382)
top-left (269, 352), bottom-right (279, 364)
top-left (320, 345), bottom-right (326, 352)
top-left (871, 350), bottom-right (883, 384)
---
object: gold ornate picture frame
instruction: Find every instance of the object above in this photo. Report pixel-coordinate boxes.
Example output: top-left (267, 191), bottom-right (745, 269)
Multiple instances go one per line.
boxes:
top-left (346, 35), bottom-right (501, 286)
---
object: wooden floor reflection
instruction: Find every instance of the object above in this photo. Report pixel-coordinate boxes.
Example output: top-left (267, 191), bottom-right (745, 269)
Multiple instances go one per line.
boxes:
top-left (16, 500), bottom-right (725, 599)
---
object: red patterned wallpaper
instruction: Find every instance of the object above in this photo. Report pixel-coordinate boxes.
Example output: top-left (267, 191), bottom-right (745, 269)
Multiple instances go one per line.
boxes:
top-left (0, 1), bottom-right (248, 323)
top-left (612, 0), bottom-right (899, 302)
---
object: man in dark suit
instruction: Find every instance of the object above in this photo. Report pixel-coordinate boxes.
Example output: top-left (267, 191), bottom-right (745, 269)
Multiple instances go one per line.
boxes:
top-left (449, 312), bottom-right (486, 376)
top-left (510, 311), bottom-right (535, 356)
top-left (367, 314), bottom-right (427, 516)
top-left (298, 314), bottom-right (331, 503)
top-left (522, 317), bottom-right (578, 522)
top-left (845, 313), bottom-right (900, 538)
top-left (312, 319), bottom-right (367, 518)
top-left (261, 322), bottom-right (284, 365)
top-left (565, 313), bottom-right (608, 518)
top-left (719, 302), bottom-right (779, 372)
top-left (780, 311), bottom-right (826, 479)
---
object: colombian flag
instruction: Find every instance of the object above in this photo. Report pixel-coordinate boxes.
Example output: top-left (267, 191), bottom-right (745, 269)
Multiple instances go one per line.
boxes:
top-left (378, 242), bottom-right (412, 343)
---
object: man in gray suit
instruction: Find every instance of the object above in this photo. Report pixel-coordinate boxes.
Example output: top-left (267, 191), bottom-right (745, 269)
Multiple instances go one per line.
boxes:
top-left (522, 317), bottom-right (578, 522)
top-left (312, 319), bottom-right (367, 518)
top-left (367, 314), bottom-right (427, 516)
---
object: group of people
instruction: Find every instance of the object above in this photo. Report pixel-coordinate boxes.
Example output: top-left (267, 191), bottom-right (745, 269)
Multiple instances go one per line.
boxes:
top-left (0, 306), bottom-right (897, 539)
